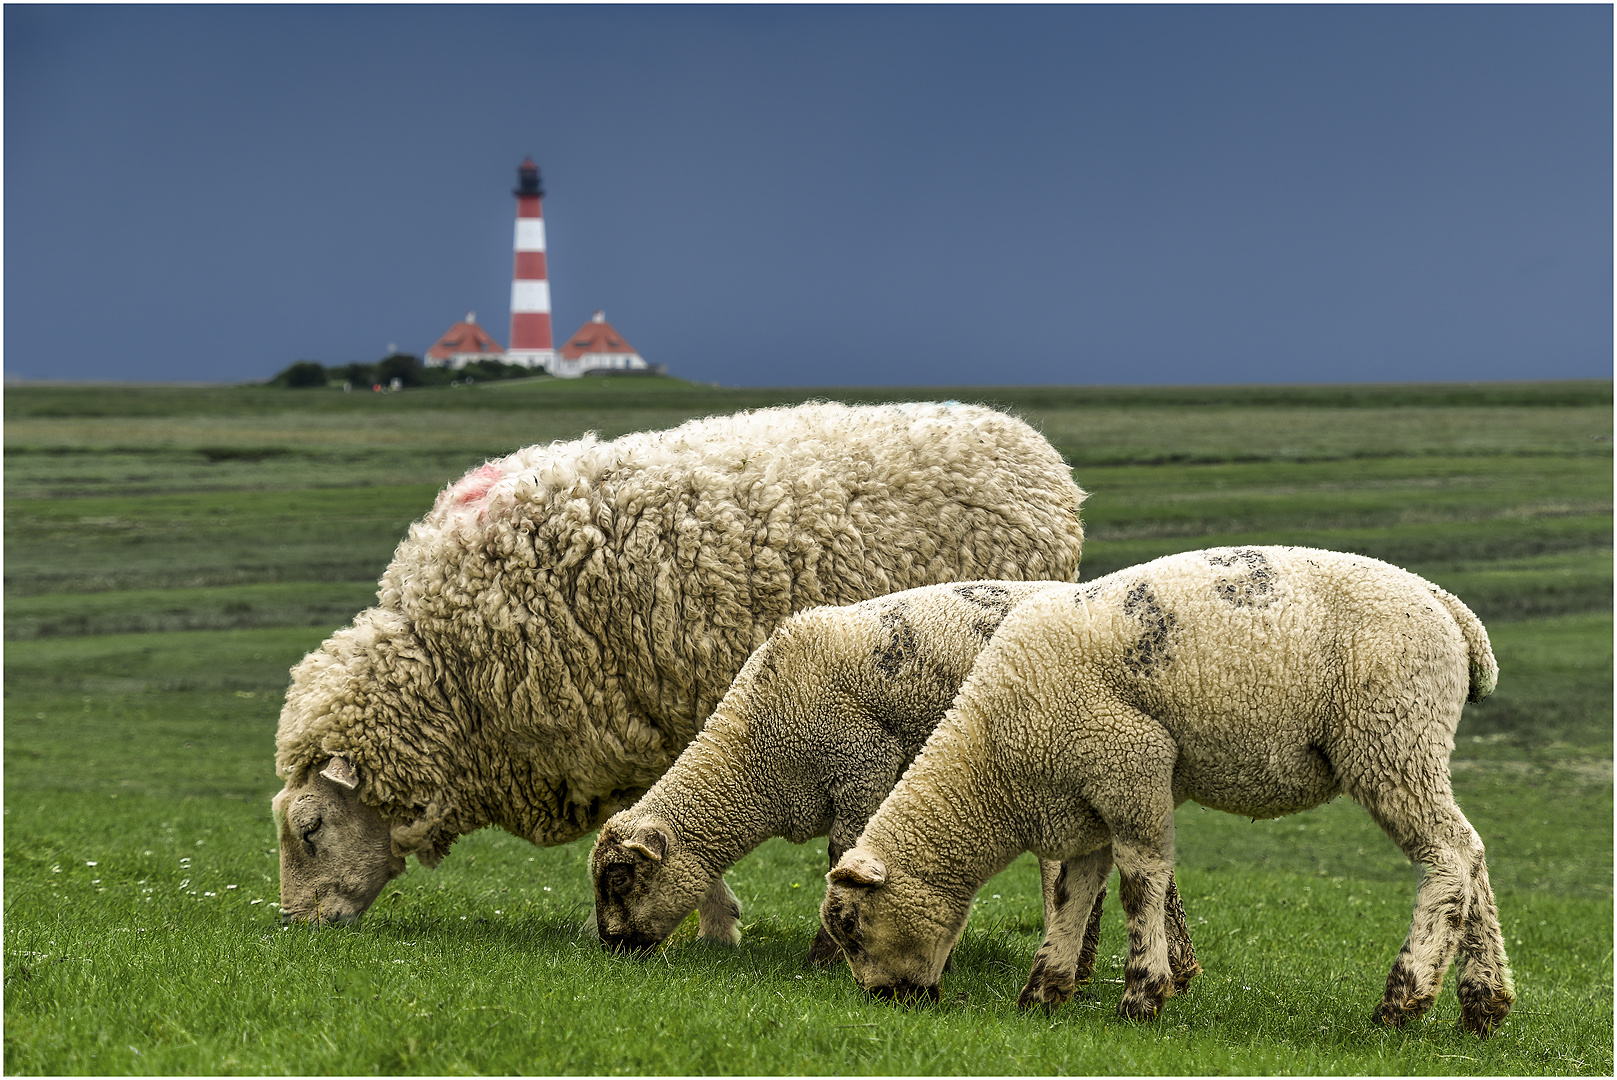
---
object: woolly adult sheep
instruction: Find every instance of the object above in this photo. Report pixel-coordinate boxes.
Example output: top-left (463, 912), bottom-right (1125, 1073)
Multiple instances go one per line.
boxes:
top-left (590, 579), bottom-right (1200, 984)
top-left (272, 401), bottom-right (1088, 925)
top-left (820, 547), bottom-right (1514, 1037)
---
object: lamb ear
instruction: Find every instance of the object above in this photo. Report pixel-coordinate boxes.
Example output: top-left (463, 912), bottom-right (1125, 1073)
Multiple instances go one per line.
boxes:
top-left (622, 821), bottom-right (672, 864)
top-left (828, 849), bottom-right (887, 887)
top-left (320, 756), bottom-right (359, 790)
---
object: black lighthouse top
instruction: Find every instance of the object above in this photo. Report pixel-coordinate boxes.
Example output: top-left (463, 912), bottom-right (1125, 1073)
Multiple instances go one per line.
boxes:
top-left (514, 158), bottom-right (544, 199)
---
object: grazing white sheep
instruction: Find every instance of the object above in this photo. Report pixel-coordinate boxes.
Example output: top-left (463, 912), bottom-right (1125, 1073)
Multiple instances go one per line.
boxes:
top-left (271, 401), bottom-right (1088, 925)
top-left (820, 546), bottom-right (1514, 1037)
top-left (590, 580), bottom-right (1201, 986)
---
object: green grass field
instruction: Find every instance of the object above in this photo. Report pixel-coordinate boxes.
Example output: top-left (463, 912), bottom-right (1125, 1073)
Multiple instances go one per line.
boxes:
top-left (5, 377), bottom-right (1611, 1075)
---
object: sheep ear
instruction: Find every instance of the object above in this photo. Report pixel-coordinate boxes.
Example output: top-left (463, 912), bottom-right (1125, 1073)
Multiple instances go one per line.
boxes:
top-left (623, 822), bottom-right (671, 864)
top-left (320, 756), bottom-right (359, 790)
top-left (391, 804), bottom-right (454, 868)
top-left (828, 849), bottom-right (886, 887)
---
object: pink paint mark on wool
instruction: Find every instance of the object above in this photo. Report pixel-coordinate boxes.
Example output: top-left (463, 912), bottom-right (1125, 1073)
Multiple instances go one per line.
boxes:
top-left (444, 463), bottom-right (504, 509)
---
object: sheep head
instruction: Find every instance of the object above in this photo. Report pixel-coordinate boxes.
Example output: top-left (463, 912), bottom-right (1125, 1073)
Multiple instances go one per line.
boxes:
top-left (273, 756), bottom-right (406, 925)
top-left (590, 812), bottom-right (709, 954)
top-left (820, 847), bottom-right (962, 1004)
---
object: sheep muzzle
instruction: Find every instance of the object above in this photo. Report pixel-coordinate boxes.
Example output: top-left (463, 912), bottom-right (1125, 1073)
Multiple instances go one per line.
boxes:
top-left (599, 928), bottom-right (661, 956)
top-left (868, 980), bottom-right (941, 1005)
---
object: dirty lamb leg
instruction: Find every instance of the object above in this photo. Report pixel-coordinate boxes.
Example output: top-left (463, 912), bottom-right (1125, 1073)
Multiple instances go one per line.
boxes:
top-left (1454, 855), bottom-right (1516, 1037)
top-left (1072, 882), bottom-right (1108, 991)
top-left (1114, 852), bottom-right (1177, 1019)
top-left (1033, 855), bottom-right (1197, 996)
top-left (697, 876), bottom-right (743, 946)
top-left (1017, 847), bottom-right (1111, 1013)
top-left (1035, 854), bottom-right (1106, 993)
top-left (1164, 875), bottom-right (1202, 990)
top-left (805, 924), bottom-right (843, 966)
top-left (1362, 788), bottom-right (1475, 1030)
top-left (808, 839), bottom-right (855, 966)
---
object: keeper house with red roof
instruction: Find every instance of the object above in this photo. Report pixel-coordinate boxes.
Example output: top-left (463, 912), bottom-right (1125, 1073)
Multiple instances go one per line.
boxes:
top-left (553, 310), bottom-right (654, 377)
top-left (424, 312), bottom-right (506, 369)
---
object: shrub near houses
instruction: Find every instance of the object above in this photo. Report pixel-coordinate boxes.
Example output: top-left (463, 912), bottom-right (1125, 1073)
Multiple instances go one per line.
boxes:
top-left (268, 354), bottom-right (543, 390)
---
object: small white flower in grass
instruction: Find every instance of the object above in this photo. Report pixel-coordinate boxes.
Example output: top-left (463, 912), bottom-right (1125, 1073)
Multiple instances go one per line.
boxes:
top-left (226, 884), bottom-right (238, 890)
top-left (494, 910), bottom-right (502, 915)
top-left (543, 886), bottom-right (552, 892)
top-left (91, 880), bottom-right (101, 885)
top-left (250, 899), bottom-right (263, 906)
top-left (177, 878), bottom-right (191, 890)
top-left (86, 861), bottom-right (97, 867)
top-left (51, 865), bottom-right (61, 874)
top-left (204, 891), bottom-right (217, 897)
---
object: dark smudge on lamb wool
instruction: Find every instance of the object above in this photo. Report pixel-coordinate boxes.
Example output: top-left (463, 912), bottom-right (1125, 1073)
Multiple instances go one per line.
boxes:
top-left (874, 600), bottom-right (921, 677)
top-left (953, 583), bottom-right (1018, 640)
top-left (1122, 581), bottom-right (1177, 675)
top-left (1207, 547), bottom-right (1278, 608)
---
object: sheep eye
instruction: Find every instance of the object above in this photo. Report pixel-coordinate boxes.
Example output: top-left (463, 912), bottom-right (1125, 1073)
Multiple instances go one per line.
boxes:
top-left (301, 820), bottom-right (323, 847)
top-left (604, 865), bottom-right (634, 892)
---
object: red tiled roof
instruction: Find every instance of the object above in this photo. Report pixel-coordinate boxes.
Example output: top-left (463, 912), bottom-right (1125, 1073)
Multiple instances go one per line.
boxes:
top-left (559, 311), bottom-right (639, 360)
top-left (426, 315), bottom-right (505, 362)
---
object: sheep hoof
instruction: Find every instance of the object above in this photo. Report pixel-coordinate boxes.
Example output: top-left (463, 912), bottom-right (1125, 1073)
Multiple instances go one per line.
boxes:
top-left (1371, 1002), bottom-right (1408, 1029)
top-left (1458, 984), bottom-right (1514, 1038)
top-left (696, 933), bottom-right (740, 950)
top-left (1017, 979), bottom-right (1076, 1014)
top-left (1116, 994), bottom-right (1163, 1022)
top-left (1371, 993), bottom-right (1433, 1029)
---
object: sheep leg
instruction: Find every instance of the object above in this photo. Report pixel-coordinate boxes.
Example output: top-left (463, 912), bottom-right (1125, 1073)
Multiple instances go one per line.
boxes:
top-left (697, 875), bottom-right (742, 947)
top-left (805, 925), bottom-right (843, 966)
top-left (1045, 856), bottom-right (1109, 991)
top-left (1019, 847), bottom-right (1111, 1013)
top-left (1358, 788), bottom-right (1478, 1031)
top-left (1077, 717), bottom-right (1178, 1021)
top-left (1454, 853), bottom-right (1515, 1037)
top-left (1113, 835), bottom-right (1178, 1021)
top-left (807, 840), bottom-right (853, 966)
top-left (1357, 760), bottom-right (1516, 1036)
top-left (1164, 875), bottom-right (1202, 990)
top-left (1037, 861), bottom-right (1196, 990)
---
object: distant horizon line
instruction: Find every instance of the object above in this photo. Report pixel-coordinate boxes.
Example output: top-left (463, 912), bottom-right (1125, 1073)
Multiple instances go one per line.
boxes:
top-left (4, 374), bottom-right (1612, 391)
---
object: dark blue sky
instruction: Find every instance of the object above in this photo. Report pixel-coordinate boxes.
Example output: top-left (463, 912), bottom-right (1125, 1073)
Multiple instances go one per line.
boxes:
top-left (6, 5), bottom-right (1611, 386)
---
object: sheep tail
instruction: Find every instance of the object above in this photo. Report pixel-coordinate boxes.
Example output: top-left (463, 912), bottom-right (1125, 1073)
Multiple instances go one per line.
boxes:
top-left (1424, 581), bottom-right (1498, 703)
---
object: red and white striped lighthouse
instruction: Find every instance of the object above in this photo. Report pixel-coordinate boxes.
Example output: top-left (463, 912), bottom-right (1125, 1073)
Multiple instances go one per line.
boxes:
top-left (506, 158), bottom-right (555, 371)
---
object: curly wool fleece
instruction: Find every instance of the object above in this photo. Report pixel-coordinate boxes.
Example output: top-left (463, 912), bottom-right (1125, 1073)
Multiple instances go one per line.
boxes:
top-left (275, 401), bottom-right (1087, 861)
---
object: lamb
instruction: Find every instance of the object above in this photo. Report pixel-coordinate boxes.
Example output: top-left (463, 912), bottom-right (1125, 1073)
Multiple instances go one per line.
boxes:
top-left (820, 546), bottom-right (1515, 1037)
top-left (590, 580), bottom-right (1201, 986)
top-left (271, 400), bottom-right (1089, 925)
